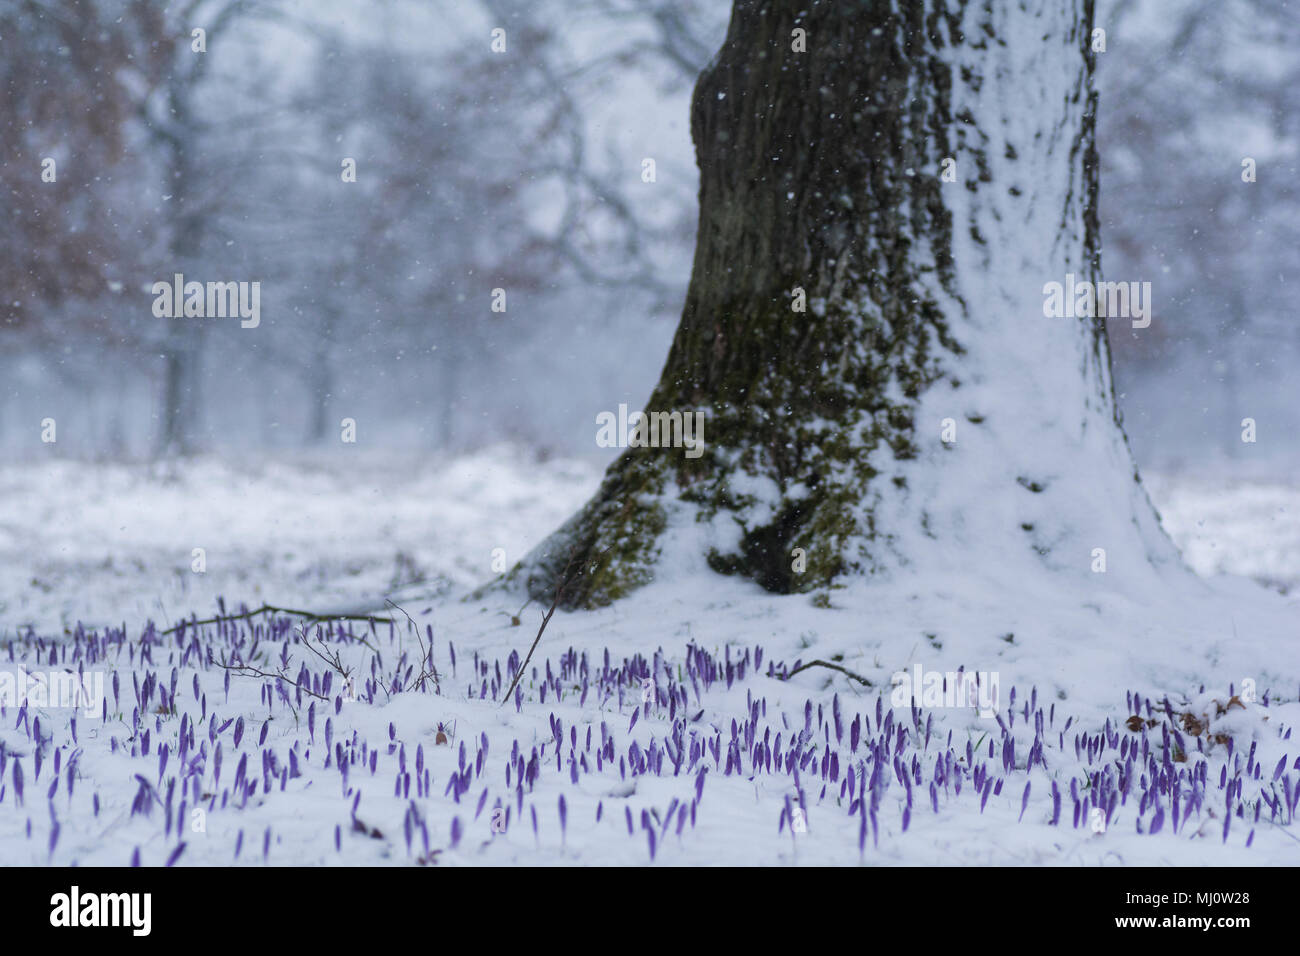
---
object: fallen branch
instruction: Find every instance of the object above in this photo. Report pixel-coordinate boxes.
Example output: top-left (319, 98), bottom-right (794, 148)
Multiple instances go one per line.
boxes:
top-left (386, 599), bottom-right (440, 694)
top-left (499, 550), bottom-right (579, 706)
top-left (777, 659), bottom-right (873, 687)
top-left (214, 653), bottom-right (330, 702)
top-left (163, 604), bottom-right (392, 636)
top-left (298, 625), bottom-right (355, 684)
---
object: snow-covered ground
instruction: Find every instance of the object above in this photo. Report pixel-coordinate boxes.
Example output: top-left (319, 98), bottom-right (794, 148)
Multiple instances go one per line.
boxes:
top-left (4, 448), bottom-right (1296, 637)
top-left (0, 447), bottom-right (590, 636)
top-left (1, 448), bottom-right (1297, 865)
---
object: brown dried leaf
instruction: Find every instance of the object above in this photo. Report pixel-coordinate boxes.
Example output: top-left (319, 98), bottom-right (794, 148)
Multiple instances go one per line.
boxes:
top-left (1181, 713), bottom-right (1205, 736)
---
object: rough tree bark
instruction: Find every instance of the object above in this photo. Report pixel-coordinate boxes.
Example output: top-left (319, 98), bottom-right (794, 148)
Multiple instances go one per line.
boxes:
top-left (515, 0), bottom-right (1175, 609)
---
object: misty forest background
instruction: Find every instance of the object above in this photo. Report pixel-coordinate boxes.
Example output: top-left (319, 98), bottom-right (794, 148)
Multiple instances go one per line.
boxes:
top-left (3, 1), bottom-right (1296, 474)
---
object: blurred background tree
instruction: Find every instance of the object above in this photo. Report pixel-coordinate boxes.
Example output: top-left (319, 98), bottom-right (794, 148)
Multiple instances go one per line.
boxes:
top-left (0, 0), bottom-right (1294, 480)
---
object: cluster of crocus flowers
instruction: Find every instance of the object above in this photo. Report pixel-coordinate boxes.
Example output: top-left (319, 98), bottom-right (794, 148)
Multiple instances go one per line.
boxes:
top-left (0, 609), bottom-right (1295, 864)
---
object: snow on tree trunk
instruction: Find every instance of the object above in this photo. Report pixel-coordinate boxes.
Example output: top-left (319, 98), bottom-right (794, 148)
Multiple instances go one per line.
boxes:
top-left (516, 0), bottom-right (1177, 609)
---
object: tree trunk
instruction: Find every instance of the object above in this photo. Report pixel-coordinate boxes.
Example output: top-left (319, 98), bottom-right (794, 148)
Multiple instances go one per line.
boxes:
top-left (156, 316), bottom-right (205, 458)
top-left (307, 311), bottom-right (337, 445)
top-left (158, 347), bottom-right (189, 456)
top-left (436, 343), bottom-right (461, 450)
top-left (308, 359), bottom-right (333, 445)
top-left (154, 81), bottom-right (206, 459)
top-left (518, 0), bottom-right (1175, 608)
